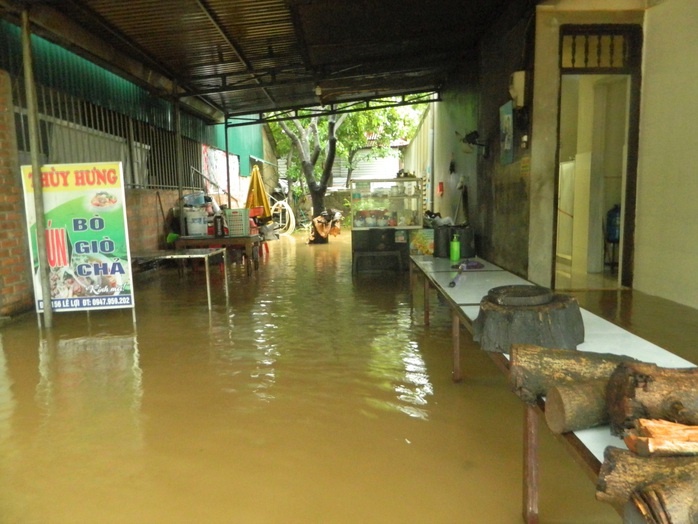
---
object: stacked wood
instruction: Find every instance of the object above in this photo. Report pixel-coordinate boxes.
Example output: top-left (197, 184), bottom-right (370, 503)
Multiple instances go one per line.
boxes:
top-left (624, 419), bottom-right (698, 457)
top-left (596, 447), bottom-right (698, 523)
top-left (606, 362), bottom-right (698, 436)
top-left (509, 344), bottom-right (636, 404)
top-left (507, 342), bottom-right (698, 520)
top-left (473, 292), bottom-right (584, 353)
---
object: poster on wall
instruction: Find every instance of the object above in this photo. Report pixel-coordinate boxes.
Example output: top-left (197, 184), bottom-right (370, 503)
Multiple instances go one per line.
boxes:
top-left (21, 162), bottom-right (134, 313)
top-left (201, 145), bottom-right (245, 206)
top-left (499, 100), bottom-right (514, 165)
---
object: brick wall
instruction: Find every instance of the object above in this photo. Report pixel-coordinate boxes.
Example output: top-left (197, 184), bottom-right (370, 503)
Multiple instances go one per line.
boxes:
top-left (0, 70), bottom-right (33, 316)
top-left (125, 189), bottom-right (180, 252)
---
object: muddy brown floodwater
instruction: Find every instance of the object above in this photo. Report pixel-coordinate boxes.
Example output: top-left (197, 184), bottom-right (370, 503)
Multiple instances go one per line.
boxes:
top-left (0, 234), bottom-right (623, 523)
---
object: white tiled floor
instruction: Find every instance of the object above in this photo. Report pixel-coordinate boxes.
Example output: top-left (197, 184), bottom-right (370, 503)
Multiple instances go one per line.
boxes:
top-left (555, 260), bottom-right (622, 291)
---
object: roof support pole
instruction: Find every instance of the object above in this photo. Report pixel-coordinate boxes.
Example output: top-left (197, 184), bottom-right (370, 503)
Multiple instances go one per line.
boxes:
top-left (174, 90), bottom-right (185, 237)
top-left (225, 120), bottom-right (231, 209)
top-left (22, 9), bottom-right (53, 328)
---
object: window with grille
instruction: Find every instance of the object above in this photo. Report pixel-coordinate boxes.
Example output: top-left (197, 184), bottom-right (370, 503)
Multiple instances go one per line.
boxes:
top-left (560, 25), bottom-right (642, 73)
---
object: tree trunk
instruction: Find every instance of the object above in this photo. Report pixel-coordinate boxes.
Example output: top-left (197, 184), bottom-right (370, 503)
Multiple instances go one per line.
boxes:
top-left (307, 186), bottom-right (328, 244)
top-left (509, 344), bottom-right (638, 404)
top-left (596, 446), bottom-right (698, 519)
top-left (473, 292), bottom-right (584, 353)
top-left (606, 362), bottom-right (698, 436)
top-left (279, 114), bottom-right (338, 245)
top-left (545, 378), bottom-right (610, 434)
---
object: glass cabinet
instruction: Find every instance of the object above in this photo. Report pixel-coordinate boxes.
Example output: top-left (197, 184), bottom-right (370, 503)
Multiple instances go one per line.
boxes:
top-left (350, 177), bottom-right (422, 230)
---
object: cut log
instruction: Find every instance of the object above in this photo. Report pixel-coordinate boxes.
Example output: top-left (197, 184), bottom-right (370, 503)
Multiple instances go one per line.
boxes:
top-left (606, 363), bottom-right (698, 436)
top-left (624, 419), bottom-right (698, 457)
top-left (472, 291), bottom-right (584, 353)
top-left (596, 446), bottom-right (698, 512)
top-left (545, 378), bottom-right (609, 433)
top-left (509, 344), bottom-right (637, 404)
top-left (623, 475), bottom-right (698, 524)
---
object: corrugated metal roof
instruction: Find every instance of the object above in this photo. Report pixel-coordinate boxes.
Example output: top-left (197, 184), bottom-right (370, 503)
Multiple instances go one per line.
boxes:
top-left (0, 0), bottom-right (534, 123)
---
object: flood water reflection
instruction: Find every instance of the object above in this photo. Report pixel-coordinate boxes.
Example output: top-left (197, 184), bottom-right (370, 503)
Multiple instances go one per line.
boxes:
top-left (1, 234), bottom-right (620, 523)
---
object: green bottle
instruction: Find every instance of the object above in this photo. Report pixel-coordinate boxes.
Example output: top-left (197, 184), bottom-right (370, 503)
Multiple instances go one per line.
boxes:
top-left (450, 233), bottom-right (460, 262)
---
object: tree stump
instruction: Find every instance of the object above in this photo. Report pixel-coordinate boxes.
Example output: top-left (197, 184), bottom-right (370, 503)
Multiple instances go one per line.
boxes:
top-left (509, 344), bottom-right (637, 404)
top-left (606, 362), bottom-right (698, 436)
top-left (473, 286), bottom-right (584, 354)
top-left (596, 446), bottom-right (698, 520)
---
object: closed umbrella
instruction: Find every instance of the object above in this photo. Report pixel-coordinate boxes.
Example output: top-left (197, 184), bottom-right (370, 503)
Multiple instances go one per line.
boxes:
top-left (245, 165), bottom-right (271, 220)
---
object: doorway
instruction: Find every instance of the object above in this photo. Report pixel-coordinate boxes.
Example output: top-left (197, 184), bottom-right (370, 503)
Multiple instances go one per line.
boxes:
top-left (555, 75), bottom-right (629, 290)
top-left (553, 25), bottom-right (642, 291)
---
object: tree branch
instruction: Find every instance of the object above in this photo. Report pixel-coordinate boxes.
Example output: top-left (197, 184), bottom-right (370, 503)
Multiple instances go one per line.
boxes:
top-left (279, 119), bottom-right (309, 163)
top-left (309, 117), bottom-right (321, 166)
top-left (335, 112), bottom-right (349, 132)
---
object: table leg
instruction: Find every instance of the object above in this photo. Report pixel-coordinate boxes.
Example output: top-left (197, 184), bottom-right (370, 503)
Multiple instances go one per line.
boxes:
top-left (252, 243), bottom-right (260, 270)
top-left (409, 261), bottom-right (414, 315)
top-left (204, 255), bottom-right (212, 310)
top-left (245, 243), bottom-right (253, 276)
top-left (223, 249), bottom-right (229, 301)
top-left (451, 310), bottom-right (462, 382)
top-left (523, 404), bottom-right (540, 524)
top-left (423, 276), bottom-right (430, 326)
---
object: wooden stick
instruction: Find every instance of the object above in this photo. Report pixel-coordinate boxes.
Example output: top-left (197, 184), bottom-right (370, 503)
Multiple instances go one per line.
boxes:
top-left (624, 419), bottom-right (698, 456)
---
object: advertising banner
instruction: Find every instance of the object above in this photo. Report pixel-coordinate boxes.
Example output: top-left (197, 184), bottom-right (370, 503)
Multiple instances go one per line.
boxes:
top-left (21, 162), bottom-right (134, 312)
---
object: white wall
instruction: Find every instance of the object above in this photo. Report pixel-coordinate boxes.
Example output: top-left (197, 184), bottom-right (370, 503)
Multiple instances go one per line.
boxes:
top-left (426, 87), bottom-right (479, 224)
top-left (403, 84), bottom-right (479, 225)
top-left (351, 149), bottom-right (400, 180)
top-left (634, 0), bottom-right (698, 308)
top-left (402, 107), bottom-right (433, 209)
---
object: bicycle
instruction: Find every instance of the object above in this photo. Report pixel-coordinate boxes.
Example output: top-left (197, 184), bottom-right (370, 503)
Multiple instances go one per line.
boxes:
top-left (267, 190), bottom-right (296, 235)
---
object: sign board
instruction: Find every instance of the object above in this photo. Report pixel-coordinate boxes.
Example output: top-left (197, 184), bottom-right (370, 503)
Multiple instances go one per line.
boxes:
top-left (21, 162), bottom-right (134, 312)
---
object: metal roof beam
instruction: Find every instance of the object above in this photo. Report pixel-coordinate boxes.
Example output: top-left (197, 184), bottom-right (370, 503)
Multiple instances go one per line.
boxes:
top-left (225, 91), bottom-right (439, 127)
top-left (193, 0), bottom-right (276, 107)
top-left (0, 0), bottom-right (225, 123)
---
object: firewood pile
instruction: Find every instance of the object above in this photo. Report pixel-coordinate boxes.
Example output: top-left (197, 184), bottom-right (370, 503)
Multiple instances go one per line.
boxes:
top-left (508, 344), bottom-right (698, 523)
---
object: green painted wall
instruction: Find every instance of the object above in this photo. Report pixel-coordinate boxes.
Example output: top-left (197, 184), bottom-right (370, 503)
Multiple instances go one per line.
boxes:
top-left (211, 120), bottom-right (264, 177)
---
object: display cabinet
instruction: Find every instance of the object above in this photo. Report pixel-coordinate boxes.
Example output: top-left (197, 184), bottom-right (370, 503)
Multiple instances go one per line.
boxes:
top-left (350, 177), bottom-right (423, 273)
top-left (350, 177), bottom-right (422, 230)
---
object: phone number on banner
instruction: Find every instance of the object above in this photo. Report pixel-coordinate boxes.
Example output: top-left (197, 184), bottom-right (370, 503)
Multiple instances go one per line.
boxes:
top-left (46, 295), bottom-right (134, 310)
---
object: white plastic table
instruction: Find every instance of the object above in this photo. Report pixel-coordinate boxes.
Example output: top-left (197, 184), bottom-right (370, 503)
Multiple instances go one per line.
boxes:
top-left (134, 248), bottom-right (228, 310)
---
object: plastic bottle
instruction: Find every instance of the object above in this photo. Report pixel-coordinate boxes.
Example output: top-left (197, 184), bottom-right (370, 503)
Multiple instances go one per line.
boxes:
top-left (450, 233), bottom-right (461, 262)
top-left (214, 213), bottom-right (225, 237)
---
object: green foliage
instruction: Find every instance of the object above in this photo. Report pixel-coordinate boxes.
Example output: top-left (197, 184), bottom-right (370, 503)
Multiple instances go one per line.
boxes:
top-left (269, 100), bottom-right (427, 191)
